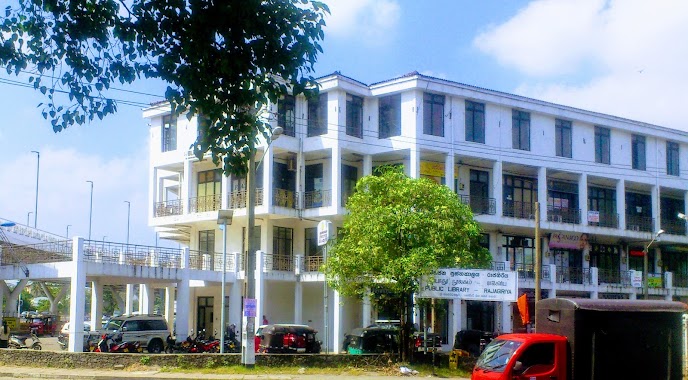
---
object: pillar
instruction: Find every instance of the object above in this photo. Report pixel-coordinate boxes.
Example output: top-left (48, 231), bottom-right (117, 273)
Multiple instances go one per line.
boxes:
top-left (445, 153), bottom-right (455, 192)
top-left (363, 154), bottom-right (373, 177)
top-left (500, 300), bottom-right (513, 333)
top-left (262, 145), bottom-right (274, 211)
top-left (617, 179), bottom-right (626, 229)
top-left (176, 248), bottom-right (191, 340)
top-left (5, 279), bottom-right (27, 316)
top-left (332, 290), bottom-right (343, 354)
top-left (140, 284), bottom-right (154, 315)
top-left (548, 264), bottom-right (558, 298)
top-left (578, 173), bottom-right (588, 225)
top-left (255, 250), bottom-right (265, 331)
top-left (183, 158), bottom-right (193, 213)
top-left (332, 145), bottom-right (341, 211)
top-left (90, 280), bottom-right (103, 331)
top-left (362, 289), bottom-right (372, 327)
top-left (294, 281), bottom-right (303, 324)
top-left (493, 161), bottom-right (503, 217)
top-left (651, 184), bottom-right (660, 233)
top-left (68, 237), bottom-right (86, 352)
top-left (409, 147), bottom-right (420, 179)
top-left (665, 272), bottom-right (673, 301)
top-left (590, 268), bottom-right (599, 299)
top-left (165, 287), bottom-right (175, 332)
top-left (221, 173), bottom-right (230, 209)
top-left (229, 252), bottom-right (242, 329)
top-left (125, 284), bottom-right (135, 314)
top-left (450, 300), bottom-right (462, 342)
top-left (537, 167), bottom-right (547, 220)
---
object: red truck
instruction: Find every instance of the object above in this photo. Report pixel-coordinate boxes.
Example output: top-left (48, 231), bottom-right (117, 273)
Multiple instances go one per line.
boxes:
top-left (471, 298), bottom-right (687, 380)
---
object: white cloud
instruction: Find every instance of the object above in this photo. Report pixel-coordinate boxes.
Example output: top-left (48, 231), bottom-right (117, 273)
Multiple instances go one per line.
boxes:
top-left (473, 0), bottom-right (688, 129)
top-left (0, 146), bottom-right (155, 246)
top-left (323, 0), bottom-right (400, 45)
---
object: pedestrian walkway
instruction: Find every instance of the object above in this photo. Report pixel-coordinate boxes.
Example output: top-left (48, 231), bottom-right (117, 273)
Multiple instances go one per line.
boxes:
top-left (0, 366), bottom-right (470, 380)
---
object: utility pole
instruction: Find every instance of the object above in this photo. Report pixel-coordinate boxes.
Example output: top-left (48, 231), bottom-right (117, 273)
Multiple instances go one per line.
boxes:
top-left (534, 202), bottom-right (541, 317)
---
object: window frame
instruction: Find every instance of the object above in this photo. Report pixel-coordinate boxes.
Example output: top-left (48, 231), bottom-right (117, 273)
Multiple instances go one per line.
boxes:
top-left (161, 114), bottom-right (177, 152)
top-left (667, 141), bottom-right (680, 176)
top-left (307, 93), bottom-right (328, 137)
top-left (423, 92), bottom-right (445, 137)
top-left (278, 95), bottom-right (296, 137)
top-left (555, 119), bottom-right (572, 158)
top-left (465, 100), bottom-right (485, 144)
top-left (631, 134), bottom-right (646, 170)
top-left (272, 226), bottom-right (293, 257)
top-left (379, 94), bottom-right (401, 138)
top-left (346, 93), bottom-right (363, 138)
top-left (198, 230), bottom-right (215, 254)
top-left (512, 110), bottom-right (530, 151)
top-left (595, 126), bottom-right (610, 164)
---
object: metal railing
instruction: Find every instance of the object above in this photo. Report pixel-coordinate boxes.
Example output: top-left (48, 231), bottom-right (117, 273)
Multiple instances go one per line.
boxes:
top-left (228, 189), bottom-right (265, 209)
top-left (661, 218), bottom-right (686, 236)
top-left (597, 269), bottom-right (622, 284)
top-left (1, 240), bottom-right (73, 265)
top-left (303, 189), bottom-right (332, 209)
top-left (625, 215), bottom-right (654, 232)
top-left (674, 273), bottom-right (688, 288)
top-left (556, 266), bottom-right (591, 285)
top-left (547, 206), bottom-right (581, 224)
top-left (491, 261), bottom-right (506, 271)
top-left (587, 212), bottom-right (619, 228)
top-left (189, 194), bottom-right (221, 213)
top-left (154, 200), bottom-right (182, 217)
top-left (263, 253), bottom-right (295, 271)
top-left (82, 240), bottom-right (183, 268)
top-left (274, 189), bottom-right (297, 209)
top-left (503, 201), bottom-right (535, 219)
top-left (304, 255), bottom-right (324, 272)
top-left (514, 264), bottom-right (550, 281)
top-left (459, 195), bottom-right (496, 215)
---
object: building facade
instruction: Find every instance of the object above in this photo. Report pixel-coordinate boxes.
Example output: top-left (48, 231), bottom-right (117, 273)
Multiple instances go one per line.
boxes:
top-left (144, 71), bottom-right (688, 350)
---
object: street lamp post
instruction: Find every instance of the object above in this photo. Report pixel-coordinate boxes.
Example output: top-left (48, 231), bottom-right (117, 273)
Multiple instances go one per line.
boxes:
top-left (643, 229), bottom-right (664, 299)
top-left (31, 150), bottom-right (39, 228)
top-left (243, 126), bottom-right (283, 367)
top-left (124, 201), bottom-right (131, 245)
top-left (66, 224), bottom-right (71, 239)
top-left (217, 210), bottom-right (234, 354)
top-left (86, 181), bottom-right (94, 240)
top-left (27, 212), bottom-right (33, 226)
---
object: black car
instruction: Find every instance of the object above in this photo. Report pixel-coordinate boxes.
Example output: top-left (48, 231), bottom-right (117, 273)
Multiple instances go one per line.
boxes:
top-left (344, 326), bottom-right (399, 354)
top-left (257, 324), bottom-right (321, 354)
top-left (412, 331), bottom-right (443, 353)
top-left (453, 329), bottom-right (497, 356)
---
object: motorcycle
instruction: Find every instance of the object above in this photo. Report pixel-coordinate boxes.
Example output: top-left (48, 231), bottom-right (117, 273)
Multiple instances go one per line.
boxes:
top-left (57, 334), bottom-right (68, 351)
top-left (8, 333), bottom-right (42, 350)
top-left (95, 333), bottom-right (142, 353)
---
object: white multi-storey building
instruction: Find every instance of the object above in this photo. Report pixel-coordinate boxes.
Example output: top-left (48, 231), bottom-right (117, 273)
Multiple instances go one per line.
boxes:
top-left (144, 71), bottom-right (688, 351)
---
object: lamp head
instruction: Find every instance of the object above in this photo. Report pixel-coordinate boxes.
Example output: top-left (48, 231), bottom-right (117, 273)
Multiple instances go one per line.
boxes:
top-left (679, 212), bottom-right (687, 220)
top-left (270, 126), bottom-right (284, 141)
top-left (657, 229), bottom-right (665, 237)
top-left (217, 209), bottom-right (234, 225)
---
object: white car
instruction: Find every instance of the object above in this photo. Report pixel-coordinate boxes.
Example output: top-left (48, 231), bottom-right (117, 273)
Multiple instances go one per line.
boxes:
top-left (60, 321), bottom-right (92, 335)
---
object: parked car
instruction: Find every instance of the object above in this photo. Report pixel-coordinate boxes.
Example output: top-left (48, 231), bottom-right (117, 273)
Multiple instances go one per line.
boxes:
top-left (90, 314), bottom-right (169, 353)
top-left (60, 321), bottom-right (92, 335)
top-left (453, 329), bottom-right (497, 357)
top-left (344, 326), bottom-right (399, 354)
top-left (257, 324), bottom-right (321, 354)
top-left (412, 331), bottom-right (443, 354)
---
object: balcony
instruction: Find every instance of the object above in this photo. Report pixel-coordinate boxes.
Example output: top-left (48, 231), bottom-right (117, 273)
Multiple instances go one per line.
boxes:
top-left (503, 201), bottom-right (535, 219)
top-left (587, 211), bottom-right (618, 228)
top-left (273, 189), bottom-right (297, 208)
top-left (459, 195), bottom-right (496, 215)
top-left (154, 200), bottom-right (182, 217)
top-left (264, 253), bottom-right (295, 271)
top-left (625, 215), bottom-right (654, 232)
top-left (514, 263), bottom-right (551, 281)
top-left (189, 194), bottom-right (221, 213)
top-left (303, 189), bottom-right (332, 209)
top-left (228, 189), bottom-right (264, 209)
top-left (304, 255), bottom-right (324, 272)
top-left (556, 266), bottom-right (591, 285)
top-left (547, 206), bottom-right (580, 224)
top-left (661, 218), bottom-right (686, 235)
top-left (597, 269), bottom-right (625, 285)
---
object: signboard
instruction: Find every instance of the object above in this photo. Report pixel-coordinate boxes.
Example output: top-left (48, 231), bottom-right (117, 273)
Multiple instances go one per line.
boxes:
top-left (3, 317), bottom-right (18, 331)
top-left (630, 270), bottom-right (642, 287)
top-left (419, 268), bottom-right (518, 302)
top-left (317, 220), bottom-right (332, 246)
top-left (549, 232), bottom-right (587, 250)
top-left (587, 211), bottom-right (600, 223)
top-left (648, 277), bottom-right (662, 288)
top-left (243, 298), bottom-right (257, 318)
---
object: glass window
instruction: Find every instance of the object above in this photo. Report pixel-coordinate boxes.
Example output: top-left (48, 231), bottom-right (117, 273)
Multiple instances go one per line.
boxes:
top-left (346, 94), bottom-right (363, 138)
top-left (465, 100), bottom-right (485, 143)
top-left (555, 119), bottom-right (572, 158)
top-left (305, 227), bottom-right (322, 257)
top-left (308, 93), bottom-right (328, 137)
top-left (197, 170), bottom-right (221, 197)
top-left (162, 114), bottom-right (177, 152)
top-left (273, 226), bottom-right (293, 256)
top-left (632, 134), bottom-right (646, 170)
top-left (278, 95), bottom-right (296, 137)
top-left (379, 94), bottom-right (401, 138)
top-left (122, 320), bottom-right (142, 332)
top-left (423, 93), bottom-right (444, 137)
top-left (512, 110), bottom-right (530, 151)
top-left (342, 164), bottom-right (358, 207)
top-left (199, 230), bottom-right (215, 253)
top-left (667, 141), bottom-right (680, 176)
top-left (595, 126), bottom-right (610, 164)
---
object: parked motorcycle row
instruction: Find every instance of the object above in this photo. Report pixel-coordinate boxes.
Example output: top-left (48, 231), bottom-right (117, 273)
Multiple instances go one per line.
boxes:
top-left (165, 328), bottom-right (241, 354)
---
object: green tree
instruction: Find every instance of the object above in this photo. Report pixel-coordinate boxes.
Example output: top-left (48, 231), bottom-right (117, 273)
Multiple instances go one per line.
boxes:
top-left (326, 166), bottom-right (491, 361)
top-left (0, 0), bottom-right (328, 175)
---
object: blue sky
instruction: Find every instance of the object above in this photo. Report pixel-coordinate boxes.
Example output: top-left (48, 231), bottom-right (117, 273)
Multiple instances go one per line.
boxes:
top-left (1, 0), bottom-right (687, 246)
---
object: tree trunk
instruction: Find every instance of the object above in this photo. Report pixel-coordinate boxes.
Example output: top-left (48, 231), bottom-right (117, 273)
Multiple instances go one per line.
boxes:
top-left (399, 291), bottom-right (415, 362)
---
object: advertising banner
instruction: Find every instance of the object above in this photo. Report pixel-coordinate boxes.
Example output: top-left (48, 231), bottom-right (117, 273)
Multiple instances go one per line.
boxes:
top-left (418, 268), bottom-right (518, 301)
top-left (549, 232), bottom-right (588, 250)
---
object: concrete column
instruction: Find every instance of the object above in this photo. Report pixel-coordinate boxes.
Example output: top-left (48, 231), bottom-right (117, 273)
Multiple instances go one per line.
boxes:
top-left (165, 287), bottom-right (175, 332)
top-left (362, 289), bottom-right (372, 327)
top-left (332, 290), bottom-right (343, 354)
top-left (175, 279), bottom-right (190, 340)
top-left (629, 291), bottom-right (637, 300)
top-left (294, 281), bottom-right (303, 324)
top-left (229, 281), bottom-right (242, 330)
top-left (409, 147), bottom-right (420, 178)
top-left (578, 173), bottom-right (588, 225)
top-left (665, 272), bottom-right (673, 301)
top-left (255, 250), bottom-right (265, 331)
top-left (451, 300), bottom-right (462, 342)
top-left (651, 184), bottom-right (660, 233)
top-left (363, 154), bottom-right (373, 177)
top-left (140, 284), bottom-right (154, 315)
top-left (0, 284), bottom-right (4, 326)
top-left (617, 179), bottom-right (626, 229)
top-left (263, 146), bottom-right (274, 211)
top-left (90, 280), bottom-right (103, 331)
top-left (149, 167), bottom-right (158, 221)
top-left (548, 264), bottom-right (558, 298)
top-left (501, 301), bottom-right (513, 333)
top-left (221, 173), bottom-right (230, 209)
top-left (5, 279), bottom-right (27, 316)
top-left (445, 153), bottom-right (455, 192)
top-left (493, 161), bottom-right (503, 217)
top-left (332, 145), bottom-right (342, 211)
top-left (125, 284), bottom-right (135, 314)
top-left (537, 166), bottom-right (547, 221)
top-left (590, 267), bottom-right (599, 299)
top-left (68, 237), bottom-right (86, 352)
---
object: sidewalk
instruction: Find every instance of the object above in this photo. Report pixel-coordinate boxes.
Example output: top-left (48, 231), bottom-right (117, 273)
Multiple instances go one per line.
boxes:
top-left (0, 366), bottom-right (470, 380)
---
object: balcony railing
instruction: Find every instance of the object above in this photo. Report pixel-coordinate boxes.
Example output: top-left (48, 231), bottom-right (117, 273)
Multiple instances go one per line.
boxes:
top-left (264, 253), bottom-right (295, 271)
top-left (661, 218), bottom-right (686, 235)
top-left (82, 240), bottom-right (183, 268)
top-left (587, 211), bottom-right (619, 228)
top-left (304, 255), bottom-right (324, 272)
top-left (303, 189), bottom-right (332, 209)
top-left (503, 201), bottom-right (535, 219)
top-left (597, 268), bottom-right (622, 284)
top-left (490, 261), bottom-right (506, 271)
top-left (154, 200), bottom-right (182, 217)
top-left (189, 194), bottom-right (221, 213)
top-left (459, 195), bottom-right (496, 215)
top-left (2, 240), bottom-right (73, 265)
top-left (625, 215), bottom-right (654, 232)
top-left (274, 189), bottom-right (297, 208)
top-left (228, 189), bottom-right (264, 209)
top-left (514, 264), bottom-right (550, 281)
top-left (547, 206), bottom-right (580, 224)
top-left (556, 266), bottom-right (591, 285)
top-left (674, 273), bottom-right (688, 288)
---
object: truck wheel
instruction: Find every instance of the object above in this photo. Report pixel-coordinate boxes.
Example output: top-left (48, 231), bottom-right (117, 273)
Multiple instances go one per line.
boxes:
top-left (148, 339), bottom-right (163, 354)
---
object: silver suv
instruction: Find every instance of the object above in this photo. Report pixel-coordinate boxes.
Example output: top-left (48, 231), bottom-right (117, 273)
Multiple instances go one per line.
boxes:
top-left (96, 314), bottom-right (169, 353)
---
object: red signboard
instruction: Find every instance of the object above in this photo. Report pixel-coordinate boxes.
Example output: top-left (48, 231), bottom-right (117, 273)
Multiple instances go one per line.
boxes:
top-left (629, 250), bottom-right (645, 257)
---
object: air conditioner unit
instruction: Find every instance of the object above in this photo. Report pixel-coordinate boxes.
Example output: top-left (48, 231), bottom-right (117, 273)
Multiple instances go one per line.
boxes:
top-left (287, 156), bottom-right (297, 171)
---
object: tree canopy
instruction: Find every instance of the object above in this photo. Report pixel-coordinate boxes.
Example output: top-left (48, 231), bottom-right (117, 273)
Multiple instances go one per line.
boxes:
top-left (326, 167), bottom-right (492, 300)
top-left (0, 0), bottom-right (328, 175)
